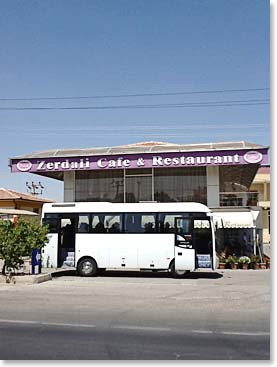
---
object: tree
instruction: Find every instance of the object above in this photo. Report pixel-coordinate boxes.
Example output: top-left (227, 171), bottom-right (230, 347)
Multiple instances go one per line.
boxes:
top-left (0, 218), bottom-right (49, 276)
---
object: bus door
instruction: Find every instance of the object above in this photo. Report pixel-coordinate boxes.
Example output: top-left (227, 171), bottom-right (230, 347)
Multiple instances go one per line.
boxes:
top-left (193, 217), bottom-right (213, 269)
top-left (41, 232), bottom-right (58, 268)
top-left (41, 214), bottom-right (59, 268)
top-left (58, 216), bottom-right (76, 268)
top-left (174, 217), bottom-right (195, 271)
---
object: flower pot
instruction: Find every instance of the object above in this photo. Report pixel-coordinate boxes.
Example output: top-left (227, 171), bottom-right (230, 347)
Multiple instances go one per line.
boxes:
top-left (266, 262), bottom-right (270, 269)
top-left (219, 263), bottom-right (226, 269)
top-left (253, 263), bottom-right (260, 270)
top-left (231, 263), bottom-right (238, 270)
top-left (259, 263), bottom-right (266, 270)
top-left (242, 263), bottom-right (249, 270)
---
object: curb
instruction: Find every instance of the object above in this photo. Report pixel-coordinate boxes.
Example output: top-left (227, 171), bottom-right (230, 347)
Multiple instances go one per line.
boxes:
top-left (0, 273), bottom-right (52, 285)
top-left (33, 273), bottom-right (52, 284)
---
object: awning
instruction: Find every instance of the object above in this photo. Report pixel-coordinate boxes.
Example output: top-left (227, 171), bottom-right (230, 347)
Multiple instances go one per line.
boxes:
top-left (212, 211), bottom-right (259, 229)
top-left (0, 208), bottom-right (38, 216)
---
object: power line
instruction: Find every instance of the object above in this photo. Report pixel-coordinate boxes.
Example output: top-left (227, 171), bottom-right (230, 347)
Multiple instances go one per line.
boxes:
top-left (3, 123), bottom-right (267, 131)
top-left (0, 87), bottom-right (269, 101)
top-left (3, 131), bottom-right (268, 137)
top-left (1, 121), bottom-right (268, 128)
top-left (0, 98), bottom-right (269, 111)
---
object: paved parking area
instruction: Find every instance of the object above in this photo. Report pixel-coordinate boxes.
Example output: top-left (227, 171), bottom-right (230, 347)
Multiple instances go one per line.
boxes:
top-left (0, 269), bottom-right (270, 331)
top-left (0, 269), bottom-right (271, 359)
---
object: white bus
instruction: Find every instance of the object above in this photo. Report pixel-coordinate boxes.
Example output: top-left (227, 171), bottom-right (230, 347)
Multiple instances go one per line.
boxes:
top-left (41, 202), bottom-right (217, 278)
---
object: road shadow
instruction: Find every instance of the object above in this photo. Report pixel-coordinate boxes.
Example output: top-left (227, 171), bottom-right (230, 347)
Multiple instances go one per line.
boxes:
top-left (51, 269), bottom-right (77, 277)
top-left (101, 270), bottom-right (223, 279)
top-left (51, 269), bottom-right (223, 279)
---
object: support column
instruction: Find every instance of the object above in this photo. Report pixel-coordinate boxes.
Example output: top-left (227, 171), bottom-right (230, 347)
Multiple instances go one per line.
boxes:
top-left (206, 166), bottom-right (220, 207)
top-left (63, 171), bottom-right (75, 202)
top-left (263, 182), bottom-right (267, 201)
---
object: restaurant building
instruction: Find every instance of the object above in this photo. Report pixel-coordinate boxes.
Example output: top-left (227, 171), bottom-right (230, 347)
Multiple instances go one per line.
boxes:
top-left (9, 140), bottom-right (269, 256)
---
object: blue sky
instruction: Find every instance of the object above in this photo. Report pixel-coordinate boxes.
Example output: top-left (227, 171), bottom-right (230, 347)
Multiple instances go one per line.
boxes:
top-left (0, 0), bottom-right (270, 201)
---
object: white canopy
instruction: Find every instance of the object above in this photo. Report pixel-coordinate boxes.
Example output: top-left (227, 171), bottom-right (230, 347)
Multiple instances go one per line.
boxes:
top-left (0, 208), bottom-right (38, 216)
top-left (213, 210), bottom-right (260, 229)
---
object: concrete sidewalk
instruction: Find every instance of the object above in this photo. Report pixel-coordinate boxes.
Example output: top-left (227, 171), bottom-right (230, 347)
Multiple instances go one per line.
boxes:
top-left (0, 272), bottom-right (52, 285)
top-left (0, 263), bottom-right (271, 285)
top-left (0, 267), bottom-right (75, 285)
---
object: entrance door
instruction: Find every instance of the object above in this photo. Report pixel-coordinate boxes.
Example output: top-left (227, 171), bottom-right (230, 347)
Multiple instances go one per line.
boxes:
top-left (58, 216), bottom-right (76, 268)
top-left (193, 217), bottom-right (213, 269)
top-left (174, 217), bottom-right (195, 271)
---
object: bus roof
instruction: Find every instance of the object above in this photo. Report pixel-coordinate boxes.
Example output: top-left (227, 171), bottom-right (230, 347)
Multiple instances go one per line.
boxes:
top-left (42, 202), bottom-right (211, 214)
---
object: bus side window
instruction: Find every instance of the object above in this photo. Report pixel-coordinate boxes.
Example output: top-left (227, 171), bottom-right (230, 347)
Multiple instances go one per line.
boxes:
top-left (125, 214), bottom-right (137, 233)
top-left (92, 216), bottom-right (106, 233)
top-left (91, 214), bottom-right (122, 233)
top-left (79, 223), bottom-right (89, 232)
top-left (77, 214), bottom-right (90, 233)
top-left (43, 215), bottom-right (59, 233)
top-left (142, 215), bottom-right (156, 233)
top-left (125, 213), bottom-right (156, 233)
top-left (158, 214), bottom-right (175, 233)
top-left (105, 215), bottom-right (122, 233)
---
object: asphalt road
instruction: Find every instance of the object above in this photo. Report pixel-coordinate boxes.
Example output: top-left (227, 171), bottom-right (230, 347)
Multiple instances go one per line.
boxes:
top-left (0, 269), bottom-right (271, 360)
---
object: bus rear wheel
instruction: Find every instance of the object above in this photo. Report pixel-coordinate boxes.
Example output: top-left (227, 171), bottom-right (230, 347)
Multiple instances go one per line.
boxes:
top-left (170, 261), bottom-right (190, 278)
top-left (78, 258), bottom-right (98, 277)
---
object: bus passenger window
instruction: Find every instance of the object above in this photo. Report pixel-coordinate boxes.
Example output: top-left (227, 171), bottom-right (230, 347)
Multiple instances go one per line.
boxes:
top-left (94, 221), bottom-right (106, 233)
top-left (77, 214), bottom-right (90, 233)
top-left (43, 214), bottom-right (59, 233)
top-left (92, 214), bottom-right (122, 233)
top-left (79, 223), bottom-right (89, 233)
top-left (125, 213), bottom-right (156, 233)
top-left (105, 215), bottom-right (122, 233)
top-left (158, 214), bottom-right (176, 233)
top-left (142, 215), bottom-right (156, 233)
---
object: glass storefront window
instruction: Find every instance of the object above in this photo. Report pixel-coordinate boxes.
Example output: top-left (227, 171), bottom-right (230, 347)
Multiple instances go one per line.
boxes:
top-left (75, 170), bottom-right (124, 202)
top-left (154, 167), bottom-right (207, 204)
top-left (219, 164), bottom-right (259, 206)
top-left (75, 167), bottom-right (207, 204)
top-left (125, 176), bottom-right (152, 202)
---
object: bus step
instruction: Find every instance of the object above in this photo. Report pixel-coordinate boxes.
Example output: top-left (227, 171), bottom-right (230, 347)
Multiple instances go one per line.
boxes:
top-left (66, 256), bottom-right (75, 262)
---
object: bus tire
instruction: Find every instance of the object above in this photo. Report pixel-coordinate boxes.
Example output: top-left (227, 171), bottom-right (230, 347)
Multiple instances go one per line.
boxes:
top-left (170, 261), bottom-right (190, 278)
top-left (77, 257), bottom-right (98, 277)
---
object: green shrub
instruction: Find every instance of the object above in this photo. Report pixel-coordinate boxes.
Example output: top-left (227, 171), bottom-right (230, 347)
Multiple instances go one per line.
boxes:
top-left (0, 219), bottom-right (49, 275)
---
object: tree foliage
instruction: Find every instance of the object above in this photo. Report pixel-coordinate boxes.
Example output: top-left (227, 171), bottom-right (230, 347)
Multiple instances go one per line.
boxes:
top-left (0, 219), bottom-right (49, 275)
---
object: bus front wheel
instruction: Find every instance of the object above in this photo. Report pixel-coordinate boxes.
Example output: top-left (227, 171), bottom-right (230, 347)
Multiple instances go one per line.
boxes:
top-left (170, 261), bottom-right (190, 278)
top-left (78, 257), bottom-right (98, 277)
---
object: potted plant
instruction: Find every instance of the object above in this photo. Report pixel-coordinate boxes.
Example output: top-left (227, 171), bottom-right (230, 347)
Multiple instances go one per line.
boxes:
top-left (226, 255), bottom-right (238, 269)
top-left (250, 255), bottom-right (260, 270)
top-left (259, 257), bottom-right (267, 270)
top-left (263, 255), bottom-right (270, 269)
top-left (238, 256), bottom-right (251, 270)
top-left (218, 251), bottom-right (227, 269)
